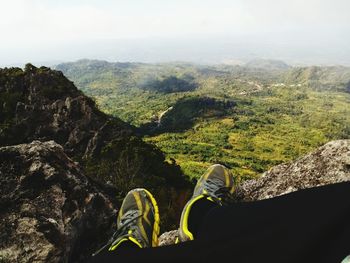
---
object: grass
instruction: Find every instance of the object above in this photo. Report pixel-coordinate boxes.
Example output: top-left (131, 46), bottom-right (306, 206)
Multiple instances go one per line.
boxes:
top-left (145, 87), bottom-right (350, 179)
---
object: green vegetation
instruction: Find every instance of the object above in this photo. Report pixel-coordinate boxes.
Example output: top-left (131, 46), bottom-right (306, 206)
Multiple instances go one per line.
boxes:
top-left (56, 60), bottom-right (350, 180)
top-left (346, 80), bottom-right (350, 93)
top-left (141, 75), bottom-right (198, 93)
top-left (141, 96), bottom-right (235, 133)
top-left (284, 66), bottom-right (350, 91)
top-left (146, 88), bottom-right (349, 179)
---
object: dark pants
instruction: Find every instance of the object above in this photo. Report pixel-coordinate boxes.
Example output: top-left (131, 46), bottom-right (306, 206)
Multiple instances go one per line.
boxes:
top-left (89, 182), bottom-right (350, 263)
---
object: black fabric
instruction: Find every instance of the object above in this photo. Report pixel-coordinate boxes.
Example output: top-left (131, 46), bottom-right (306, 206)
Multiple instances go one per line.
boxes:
top-left (88, 182), bottom-right (350, 263)
top-left (188, 197), bottom-right (218, 237)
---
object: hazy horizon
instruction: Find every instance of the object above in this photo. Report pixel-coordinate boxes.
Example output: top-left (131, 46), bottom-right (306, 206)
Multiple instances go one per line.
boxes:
top-left (1, 0), bottom-right (350, 67)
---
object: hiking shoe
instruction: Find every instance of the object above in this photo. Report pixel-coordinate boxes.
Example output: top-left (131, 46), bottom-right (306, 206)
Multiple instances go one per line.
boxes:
top-left (92, 188), bottom-right (160, 256)
top-left (177, 164), bottom-right (235, 242)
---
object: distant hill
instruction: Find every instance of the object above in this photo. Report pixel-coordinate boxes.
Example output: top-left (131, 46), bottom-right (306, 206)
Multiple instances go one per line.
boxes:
top-left (55, 59), bottom-right (200, 94)
top-left (244, 59), bottom-right (291, 71)
top-left (283, 66), bottom-right (350, 91)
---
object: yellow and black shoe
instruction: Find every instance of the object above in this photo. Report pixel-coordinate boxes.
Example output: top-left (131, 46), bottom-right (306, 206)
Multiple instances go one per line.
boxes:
top-left (177, 164), bottom-right (235, 242)
top-left (92, 188), bottom-right (160, 256)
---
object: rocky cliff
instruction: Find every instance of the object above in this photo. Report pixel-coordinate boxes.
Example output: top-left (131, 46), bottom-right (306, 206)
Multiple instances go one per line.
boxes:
top-left (0, 64), bottom-right (192, 233)
top-left (0, 64), bottom-right (173, 165)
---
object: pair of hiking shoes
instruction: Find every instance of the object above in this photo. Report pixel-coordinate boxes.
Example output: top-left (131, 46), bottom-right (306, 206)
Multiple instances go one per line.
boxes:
top-left (93, 164), bottom-right (235, 255)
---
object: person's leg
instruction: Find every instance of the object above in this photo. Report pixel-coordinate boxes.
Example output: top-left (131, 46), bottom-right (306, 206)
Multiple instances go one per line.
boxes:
top-left (90, 182), bottom-right (350, 263)
top-left (177, 164), bottom-right (235, 242)
top-left (92, 188), bottom-right (160, 256)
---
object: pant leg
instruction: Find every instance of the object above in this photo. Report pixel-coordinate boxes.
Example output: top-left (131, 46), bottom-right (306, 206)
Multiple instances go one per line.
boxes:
top-left (88, 182), bottom-right (350, 263)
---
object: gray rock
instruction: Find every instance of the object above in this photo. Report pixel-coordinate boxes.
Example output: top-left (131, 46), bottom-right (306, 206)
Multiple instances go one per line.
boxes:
top-left (234, 140), bottom-right (350, 201)
top-left (158, 230), bottom-right (178, 246)
top-left (0, 141), bottom-right (118, 263)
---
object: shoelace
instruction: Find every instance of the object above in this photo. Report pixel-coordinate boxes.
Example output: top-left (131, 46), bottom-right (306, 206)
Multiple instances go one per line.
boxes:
top-left (203, 178), bottom-right (234, 205)
top-left (216, 187), bottom-right (235, 205)
top-left (92, 210), bottom-right (142, 256)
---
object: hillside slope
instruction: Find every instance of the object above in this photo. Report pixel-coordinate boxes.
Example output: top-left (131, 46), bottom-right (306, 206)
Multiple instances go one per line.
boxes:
top-left (56, 60), bottom-right (350, 179)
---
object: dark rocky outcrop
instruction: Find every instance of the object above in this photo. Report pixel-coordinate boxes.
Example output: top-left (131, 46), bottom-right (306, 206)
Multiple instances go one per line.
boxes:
top-left (0, 141), bottom-right (117, 263)
top-left (0, 64), bottom-right (192, 232)
top-left (0, 64), bottom-right (136, 158)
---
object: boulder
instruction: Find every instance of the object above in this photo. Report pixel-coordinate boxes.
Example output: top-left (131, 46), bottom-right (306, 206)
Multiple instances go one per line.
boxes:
top-left (235, 140), bottom-right (350, 201)
top-left (0, 141), bottom-right (118, 263)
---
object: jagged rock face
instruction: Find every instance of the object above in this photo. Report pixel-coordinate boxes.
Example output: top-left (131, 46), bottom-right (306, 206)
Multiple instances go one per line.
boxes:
top-left (0, 141), bottom-right (118, 263)
top-left (0, 64), bottom-right (131, 158)
top-left (234, 140), bottom-right (350, 201)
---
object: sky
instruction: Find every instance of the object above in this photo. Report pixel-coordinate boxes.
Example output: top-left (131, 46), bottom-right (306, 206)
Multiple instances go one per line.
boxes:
top-left (1, 0), bottom-right (350, 66)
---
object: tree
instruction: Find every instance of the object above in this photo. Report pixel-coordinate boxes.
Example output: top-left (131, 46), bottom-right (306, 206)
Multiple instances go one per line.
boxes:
top-left (346, 80), bottom-right (350, 93)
